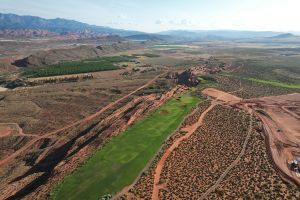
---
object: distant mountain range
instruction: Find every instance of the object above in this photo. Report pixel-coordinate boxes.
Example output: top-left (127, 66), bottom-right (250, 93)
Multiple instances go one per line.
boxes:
top-left (159, 30), bottom-right (287, 40)
top-left (0, 13), bottom-right (298, 41)
top-left (0, 13), bottom-right (142, 37)
top-left (270, 33), bottom-right (299, 39)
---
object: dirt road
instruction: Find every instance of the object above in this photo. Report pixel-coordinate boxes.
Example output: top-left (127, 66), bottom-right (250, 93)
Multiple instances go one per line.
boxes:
top-left (152, 101), bottom-right (218, 200)
top-left (199, 112), bottom-right (253, 200)
top-left (0, 73), bottom-right (166, 167)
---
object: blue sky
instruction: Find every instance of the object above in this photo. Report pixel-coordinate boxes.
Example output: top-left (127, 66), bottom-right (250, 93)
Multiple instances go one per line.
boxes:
top-left (1, 0), bottom-right (300, 32)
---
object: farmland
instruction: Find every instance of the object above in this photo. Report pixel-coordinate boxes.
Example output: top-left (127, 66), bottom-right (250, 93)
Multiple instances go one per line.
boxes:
top-left (51, 92), bottom-right (200, 200)
top-left (21, 56), bottom-right (133, 78)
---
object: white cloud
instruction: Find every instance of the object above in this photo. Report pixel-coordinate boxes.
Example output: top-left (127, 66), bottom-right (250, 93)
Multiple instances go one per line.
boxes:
top-left (155, 20), bottom-right (162, 25)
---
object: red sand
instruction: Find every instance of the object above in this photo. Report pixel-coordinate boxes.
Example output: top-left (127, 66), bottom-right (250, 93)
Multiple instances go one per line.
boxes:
top-left (203, 88), bottom-right (300, 186)
top-left (202, 88), bottom-right (242, 103)
top-left (244, 93), bottom-right (300, 185)
top-left (0, 127), bottom-right (11, 138)
top-left (152, 101), bottom-right (217, 200)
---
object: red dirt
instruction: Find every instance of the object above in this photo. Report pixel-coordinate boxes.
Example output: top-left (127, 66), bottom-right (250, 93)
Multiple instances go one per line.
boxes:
top-left (0, 73), bottom-right (166, 168)
top-left (1, 85), bottom-right (187, 200)
top-left (202, 88), bottom-right (300, 187)
top-left (0, 123), bottom-right (36, 138)
top-left (152, 101), bottom-right (218, 200)
top-left (242, 93), bottom-right (300, 186)
top-left (202, 88), bottom-right (242, 103)
top-left (0, 127), bottom-right (11, 138)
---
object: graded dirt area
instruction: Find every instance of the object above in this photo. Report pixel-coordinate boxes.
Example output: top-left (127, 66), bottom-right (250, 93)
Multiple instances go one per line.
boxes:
top-left (202, 87), bottom-right (242, 103)
top-left (0, 127), bottom-right (11, 138)
top-left (243, 93), bottom-right (300, 186)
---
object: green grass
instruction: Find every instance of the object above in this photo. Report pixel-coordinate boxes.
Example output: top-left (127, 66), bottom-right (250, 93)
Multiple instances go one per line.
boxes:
top-left (246, 78), bottom-right (300, 89)
top-left (150, 44), bottom-right (188, 49)
top-left (22, 56), bottom-right (133, 78)
top-left (51, 92), bottom-right (200, 200)
top-left (132, 53), bottom-right (160, 58)
top-left (197, 75), bottom-right (216, 85)
top-left (85, 55), bottom-right (134, 62)
top-left (221, 74), bottom-right (300, 89)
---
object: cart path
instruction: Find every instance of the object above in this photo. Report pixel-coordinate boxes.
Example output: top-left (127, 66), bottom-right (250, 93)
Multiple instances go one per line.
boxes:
top-left (152, 100), bottom-right (218, 200)
top-left (199, 112), bottom-right (253, 200)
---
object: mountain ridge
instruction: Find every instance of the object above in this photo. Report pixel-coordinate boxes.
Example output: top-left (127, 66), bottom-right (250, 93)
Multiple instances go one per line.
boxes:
top-left (158, 30), bottom-right (286, 39)
top-left (1, 13), bottom-right (298, 40)
top-left (0, 13), bottom-right (142, 37)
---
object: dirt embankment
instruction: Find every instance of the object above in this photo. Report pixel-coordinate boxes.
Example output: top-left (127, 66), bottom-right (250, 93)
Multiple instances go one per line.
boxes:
top-left (0, 84), bottom-right (186, 200)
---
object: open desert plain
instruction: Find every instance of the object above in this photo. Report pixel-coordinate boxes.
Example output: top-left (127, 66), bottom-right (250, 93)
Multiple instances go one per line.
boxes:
top-left (1, 1), bottom-right (300, 200)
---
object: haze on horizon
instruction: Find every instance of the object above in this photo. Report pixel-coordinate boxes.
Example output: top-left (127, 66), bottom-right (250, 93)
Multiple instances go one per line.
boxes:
top-left (1, 0), bottom-right (300, 33)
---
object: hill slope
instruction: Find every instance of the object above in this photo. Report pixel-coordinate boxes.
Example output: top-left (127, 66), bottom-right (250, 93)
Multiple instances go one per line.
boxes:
top-left (13, 43), bottom-right (140, 68)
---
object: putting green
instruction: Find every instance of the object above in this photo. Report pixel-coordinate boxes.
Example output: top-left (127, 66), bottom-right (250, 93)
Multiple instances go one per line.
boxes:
top-left (51, 92), bottom-right (200, 200)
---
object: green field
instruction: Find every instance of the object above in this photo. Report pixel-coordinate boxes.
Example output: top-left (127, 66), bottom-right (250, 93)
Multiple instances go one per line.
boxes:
top-left (22, 56), bottom-right (133, 78)
top-left (150, 44), bottom-right (192, 49)
top-left (51, 92), bottom-right (200, 200)
top-left (221, 74), bottom-right (300, 89)
top-left (246, 78), bottom-right (300, 89)
top-left (197, 75), bottom-right (217, 85)
top-left (132, 53), bottom-right (160, 58)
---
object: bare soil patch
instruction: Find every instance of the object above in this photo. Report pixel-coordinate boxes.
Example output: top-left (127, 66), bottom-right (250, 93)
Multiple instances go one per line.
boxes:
top-left (202, 87), bottom-right (242, 103)
top-left (159, 110), bottom-right (169, 115)
top-left (241, 93), bottom-right (300, 186)
top-left (0, 127), bottom-right (11, 138)
top-left (0, 87), bottom-right (7, 92)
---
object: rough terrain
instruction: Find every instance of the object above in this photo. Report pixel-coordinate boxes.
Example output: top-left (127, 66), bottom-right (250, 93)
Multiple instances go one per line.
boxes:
top-left (0, 71), bottom-right (187, 199)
